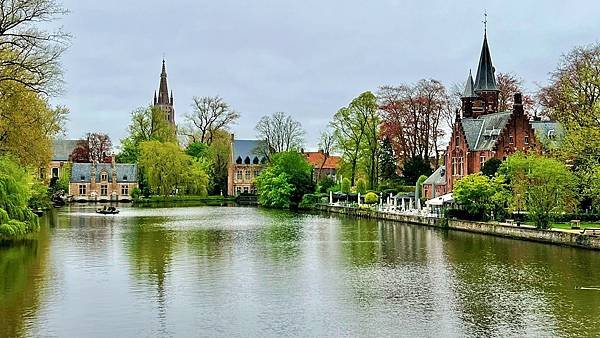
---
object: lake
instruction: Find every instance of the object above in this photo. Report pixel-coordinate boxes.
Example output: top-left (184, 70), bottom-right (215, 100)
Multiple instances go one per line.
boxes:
top-left (1, 205), bottom-right (599, 337)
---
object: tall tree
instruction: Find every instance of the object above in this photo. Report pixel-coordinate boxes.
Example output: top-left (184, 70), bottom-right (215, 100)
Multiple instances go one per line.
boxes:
top-left (182, 96), bottom-right (239, 145)
top-left (0, 0), bottom-right (71, 94)
top-left (71, 133), bottom-right (112, 163)
top-left (379, 137), bottom-right (398, 182)
top-left (331, 104), bottom-right (366, 186)
top-left (315, 128), bottom-right (335, 182)
top-left (255, 112), bottom-right (304, 159)
top-left (353, 91), bottom-right (380, 189)
top-left (0, 81), bottom-right (67, 167)
top-left (378, 79), bottom-right (447, 167)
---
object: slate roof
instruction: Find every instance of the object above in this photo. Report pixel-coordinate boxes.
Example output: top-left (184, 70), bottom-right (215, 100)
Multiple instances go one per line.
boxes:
top-left (423, 166), bottom-right (446, 186)
top-left (461, 111), bottom-right (512, 151)
top-left (52, 139), bottom-right (82, 161)
top-left (70, 163), bottom-right (138, 183)
top-left (462, 70), bottom-right (477, 98)
top-left (233, 140), bottom-right (266, 164)
top-left (474, 33), bottom-right (499, 92)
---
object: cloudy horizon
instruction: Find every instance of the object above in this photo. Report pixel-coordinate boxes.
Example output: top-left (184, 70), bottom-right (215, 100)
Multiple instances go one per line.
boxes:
top-left (54, 0), bottom-right (600, 149)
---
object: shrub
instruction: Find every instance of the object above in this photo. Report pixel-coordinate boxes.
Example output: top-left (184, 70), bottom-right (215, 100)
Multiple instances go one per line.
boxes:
top-left (299, 194), bottom-right (322, 209)
top-left (316, 176), bottom-right (335, 193)
top-left (131, 187), bottom-right (142, 199)
top-left (341, 178), bottom-right (351, 194)
top-left (356, 179), bottom-right (367, 194)
top-left (364, 192), bottom-right (378, 204)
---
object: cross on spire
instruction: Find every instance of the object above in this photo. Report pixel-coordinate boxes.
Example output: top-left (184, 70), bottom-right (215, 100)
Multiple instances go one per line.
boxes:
top-left (483, 11), bottom-right (488, 34)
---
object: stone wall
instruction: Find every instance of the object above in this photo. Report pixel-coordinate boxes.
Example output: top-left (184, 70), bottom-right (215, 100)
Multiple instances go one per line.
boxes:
top-left (316, 205), bottom-right (600, 251)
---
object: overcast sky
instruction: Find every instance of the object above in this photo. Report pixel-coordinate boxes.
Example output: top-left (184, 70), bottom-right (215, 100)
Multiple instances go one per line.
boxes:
top-left (54, 0), bottom-right (600, 149)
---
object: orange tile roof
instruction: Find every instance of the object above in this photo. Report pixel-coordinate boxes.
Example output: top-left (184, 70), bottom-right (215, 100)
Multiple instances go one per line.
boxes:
top-left (304, 152), bottom-right (340, 169)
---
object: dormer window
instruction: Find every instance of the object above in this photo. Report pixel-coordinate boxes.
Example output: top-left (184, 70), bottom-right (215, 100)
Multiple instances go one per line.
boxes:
top-left (80, 175), bottom-right (85, 181)
top-left (244, 156), bottom-right (251, 164)
top-left (548, 130), bottom-right (556, 140)
top-left (253, 157), bottom-right (259, 164)
top-left (236, 156), bottom-right (243, 164)
top-left (123, 175), bottom-right (128, 181)
top-left (100, 172), bottom-right (108, 181)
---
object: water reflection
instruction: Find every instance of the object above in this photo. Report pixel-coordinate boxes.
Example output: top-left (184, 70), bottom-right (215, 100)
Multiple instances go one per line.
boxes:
top-left (1, 206), bottom-right (599, 337)
top-left (0, 220), bottom-right (50, 337)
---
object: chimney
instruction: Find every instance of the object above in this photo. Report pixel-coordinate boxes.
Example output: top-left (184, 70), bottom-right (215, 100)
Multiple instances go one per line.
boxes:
top-left (513, 92), bottom-right (524, 116)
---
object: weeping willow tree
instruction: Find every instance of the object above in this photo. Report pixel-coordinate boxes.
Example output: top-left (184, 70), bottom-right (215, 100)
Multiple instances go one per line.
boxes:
top-left (0, 156), bottom-right (39, 239)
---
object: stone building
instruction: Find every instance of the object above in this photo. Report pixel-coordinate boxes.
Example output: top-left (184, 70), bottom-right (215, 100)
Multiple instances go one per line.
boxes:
top-left (227, 137), bottom-right (266, 196)
top-left (153, 60), bottom-right (175, 125)
top-left (423, 29), bottom-right (560, 199)
top-left (41, 139), bottom-right (81, 182)
top-left (69, 161), bottom-right (138, 202)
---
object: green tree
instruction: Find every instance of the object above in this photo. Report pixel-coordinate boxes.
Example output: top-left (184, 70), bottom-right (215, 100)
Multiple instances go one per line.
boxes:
top-left (341, 178), bottom-right (351, 194)
top-left (0, 156), bottom-right (39, 239)
top-left (255, 170), bottom-right (293, 208)
top-left (402, 156), bottom-right (432, 185)
top-left (481, 158), bottom-right (502, 178)
top-left (356, 178), bottom-right (367, 194)
top-left (453, 172), bottom-right (509, 221)
top-left (254, 151), bottom-right (313, 208)
top-left (138, 141), bottom-right (208, 197)
top-left (379, 137), bottom-right (398, 181)
top-left (500, 154), bottom-right (575, 229)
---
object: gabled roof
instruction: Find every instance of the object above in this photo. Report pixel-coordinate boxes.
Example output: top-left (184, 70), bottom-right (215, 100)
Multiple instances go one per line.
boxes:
top-left (423, 166), bottom-right (446, 186)
top-left (52, 139), bottom-right (82, 161)
top-left (233, 140), bottom-right (266, 163)
top-left (304, 151), bottom-right (340, 169)
top-left (474, 33), bottom-right (498, 92)
top-left (461, 111), bottom-right (512, 151)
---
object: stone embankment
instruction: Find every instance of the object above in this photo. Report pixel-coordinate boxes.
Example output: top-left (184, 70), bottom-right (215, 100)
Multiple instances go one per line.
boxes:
top-left (315, 205), bottom-right (600, 251)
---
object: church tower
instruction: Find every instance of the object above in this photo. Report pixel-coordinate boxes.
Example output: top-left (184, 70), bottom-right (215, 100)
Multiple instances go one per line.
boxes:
top-left (461, 18), bottom-right (500, 118)
top-left (153, 60), bottom-right (175, 125)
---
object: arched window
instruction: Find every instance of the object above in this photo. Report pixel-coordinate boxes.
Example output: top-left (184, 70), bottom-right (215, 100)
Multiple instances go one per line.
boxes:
top-left (244, 156), bottom-right (251, 164)
top-left (253, 157), bottom-right (259, 164)
top-left (236, 156), bottom-right (243, 164)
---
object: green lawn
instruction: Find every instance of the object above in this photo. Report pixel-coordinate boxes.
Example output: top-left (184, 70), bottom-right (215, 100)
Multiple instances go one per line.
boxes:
top-left (550, 222), bottom-right (600, 230)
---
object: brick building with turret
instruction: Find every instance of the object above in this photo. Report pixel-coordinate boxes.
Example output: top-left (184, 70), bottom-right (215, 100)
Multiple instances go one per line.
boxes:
top-left (422, 29), bottom-right (560, 199)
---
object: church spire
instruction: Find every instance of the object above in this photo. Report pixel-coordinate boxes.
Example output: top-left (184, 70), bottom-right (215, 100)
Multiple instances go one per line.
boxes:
top-left (153, 59), bottom-right (176, 125)
top-left (473, 23), bottom-right (498, 92)
top-left (157, 59), bottom-right (170, 105)
top-left (462, 69), bottom-right (476, 98)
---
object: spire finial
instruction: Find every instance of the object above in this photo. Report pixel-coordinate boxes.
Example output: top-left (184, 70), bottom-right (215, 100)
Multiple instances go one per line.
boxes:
top-left (483, 10), bottom-right (488, 35)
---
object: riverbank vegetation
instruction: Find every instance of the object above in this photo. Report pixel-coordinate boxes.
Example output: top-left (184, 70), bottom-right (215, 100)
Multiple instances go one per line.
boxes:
top-left (0, 0), bottom-right (70, 239)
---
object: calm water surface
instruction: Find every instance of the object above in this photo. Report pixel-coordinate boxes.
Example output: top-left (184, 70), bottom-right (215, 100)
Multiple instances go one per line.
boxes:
top-left (1, 205), bottom-right (599, 337)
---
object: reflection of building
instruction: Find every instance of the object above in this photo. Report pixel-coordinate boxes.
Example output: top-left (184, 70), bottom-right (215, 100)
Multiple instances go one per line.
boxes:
top-left (42, 139), bottom-right (81, 182)
top-left (424, 28), bottom-right (560, 197)
top-left (69, 161), bottom-right (138, 202)
top-left (227, 136), bottom-right (266, 196)
top-left (153, 59), bottom-right (175, 125)
top-left (302, 150), bottom-right (340, 181)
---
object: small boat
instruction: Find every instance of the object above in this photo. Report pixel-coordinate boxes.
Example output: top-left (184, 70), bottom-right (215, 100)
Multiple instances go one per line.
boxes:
top-left (96, 207), bottom-right (120, 215)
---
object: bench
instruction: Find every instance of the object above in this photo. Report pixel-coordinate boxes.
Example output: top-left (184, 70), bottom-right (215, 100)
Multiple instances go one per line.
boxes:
top-left (570, 220), bottom-right (581, 230)
top-left (580, 228), bottom-right (600, 236)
